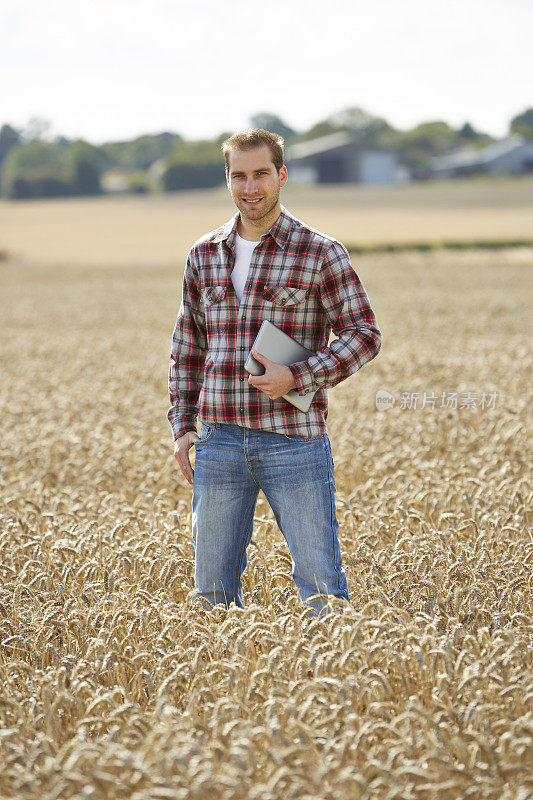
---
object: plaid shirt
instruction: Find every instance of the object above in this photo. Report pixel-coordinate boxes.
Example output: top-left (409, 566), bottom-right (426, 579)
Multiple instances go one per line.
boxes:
top-left (167, 205), bottom-right (382, 440)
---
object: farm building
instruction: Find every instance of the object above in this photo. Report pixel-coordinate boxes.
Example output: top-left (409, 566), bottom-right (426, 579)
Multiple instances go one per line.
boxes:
top-left (430, 134), bottom-right (533, 179)
top-left (285, 132), bottom-right (408, 185)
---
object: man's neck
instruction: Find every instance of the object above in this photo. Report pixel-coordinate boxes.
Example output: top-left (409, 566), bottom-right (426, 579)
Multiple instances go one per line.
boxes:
top-left (237, 202), bottom-right (282, 241)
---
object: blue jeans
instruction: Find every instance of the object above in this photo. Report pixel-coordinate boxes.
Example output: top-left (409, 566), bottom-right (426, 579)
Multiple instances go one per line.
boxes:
top-left (191, 421), bottom-right (350, 618)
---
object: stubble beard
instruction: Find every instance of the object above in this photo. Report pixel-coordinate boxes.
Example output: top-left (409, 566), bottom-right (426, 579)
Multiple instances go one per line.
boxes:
top-left (236, 185), bottom-right (281, 224)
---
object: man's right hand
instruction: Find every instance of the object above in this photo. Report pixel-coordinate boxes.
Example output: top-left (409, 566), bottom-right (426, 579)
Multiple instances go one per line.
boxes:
top-left (173, 430), bottom-right (200, 486)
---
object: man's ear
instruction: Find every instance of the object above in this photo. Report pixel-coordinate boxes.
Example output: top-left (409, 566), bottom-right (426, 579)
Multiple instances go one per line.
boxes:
top-left (279, 165), bottom-right (288, 188)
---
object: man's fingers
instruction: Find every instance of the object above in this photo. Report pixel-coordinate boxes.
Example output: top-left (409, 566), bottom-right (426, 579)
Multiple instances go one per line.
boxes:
top-left (173, 433), bottom-right (199, 486)
top-left (252, 349), bottom-right (267, 363)
top-left (177, 449), bottom-right (194, 485)
top-left (249, 374), bottom-right (276, 397)
top-left (250, 381), bottom-right (281, 400)
top-left (249, 376), bottom-right (268, 392)
top-left (179, 452), bottom-right (194, 485)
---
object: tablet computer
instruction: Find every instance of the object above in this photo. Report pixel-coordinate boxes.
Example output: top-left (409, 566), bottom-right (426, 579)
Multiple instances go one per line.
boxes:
top-left (244, 320), bottom-right (317, 413)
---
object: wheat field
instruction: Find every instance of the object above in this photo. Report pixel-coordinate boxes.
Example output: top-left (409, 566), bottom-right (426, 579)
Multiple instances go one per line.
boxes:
top-left (0, 182), bottom-right (532, 799)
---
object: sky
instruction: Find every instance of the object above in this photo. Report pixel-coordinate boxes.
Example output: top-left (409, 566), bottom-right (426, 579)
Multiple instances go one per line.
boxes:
top-left (3, 0), bottom-right (532, 144)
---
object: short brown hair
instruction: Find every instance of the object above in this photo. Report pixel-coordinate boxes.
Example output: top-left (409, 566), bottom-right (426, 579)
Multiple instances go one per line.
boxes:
top-left (222, 128), bottom-right (284, 173)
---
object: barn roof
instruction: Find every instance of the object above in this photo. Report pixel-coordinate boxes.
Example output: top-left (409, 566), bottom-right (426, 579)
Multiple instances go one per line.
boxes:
top-left (431, 134), bottom-right (533, 170)
top-left (286, 131), bottom-right (358, 161)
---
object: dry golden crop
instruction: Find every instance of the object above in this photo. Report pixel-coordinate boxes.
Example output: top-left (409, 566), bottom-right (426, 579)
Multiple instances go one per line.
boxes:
top-left (0, 188), bottom-right (531, 800)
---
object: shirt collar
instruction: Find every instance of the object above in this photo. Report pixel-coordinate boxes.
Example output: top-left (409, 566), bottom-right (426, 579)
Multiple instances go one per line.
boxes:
top-left (212, 204), bottom-right (296, 249)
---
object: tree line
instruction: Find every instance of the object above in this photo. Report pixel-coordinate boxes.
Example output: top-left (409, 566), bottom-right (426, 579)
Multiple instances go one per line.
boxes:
top-left (1, 107), bottom-right (532, 200)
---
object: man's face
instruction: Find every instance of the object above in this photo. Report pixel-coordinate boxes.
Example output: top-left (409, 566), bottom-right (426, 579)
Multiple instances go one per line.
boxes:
top-left (226, 145), bottom-right (287, 223)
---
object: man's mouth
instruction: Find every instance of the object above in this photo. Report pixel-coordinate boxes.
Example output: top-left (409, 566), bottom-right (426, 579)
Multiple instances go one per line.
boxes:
top-left (243, 198), bottom-right (263, 205)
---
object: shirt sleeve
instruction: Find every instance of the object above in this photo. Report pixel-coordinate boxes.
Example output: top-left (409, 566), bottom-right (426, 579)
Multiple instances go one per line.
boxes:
top-left (167, 252), bottom-right (207, 440)
top-left (288, 240), bottom-right (382, 396)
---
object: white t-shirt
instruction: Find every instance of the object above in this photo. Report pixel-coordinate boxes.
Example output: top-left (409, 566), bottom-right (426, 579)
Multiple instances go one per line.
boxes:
top-left (232, 233), bottom-right (260, 302)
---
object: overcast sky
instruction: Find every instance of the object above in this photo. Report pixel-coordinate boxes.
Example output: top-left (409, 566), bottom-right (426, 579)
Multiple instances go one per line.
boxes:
top-left (3, 0), bottom-right (532, 144)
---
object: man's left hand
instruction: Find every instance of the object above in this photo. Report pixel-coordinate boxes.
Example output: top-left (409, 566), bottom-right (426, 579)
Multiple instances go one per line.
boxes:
top-left (248, 350), bottom-right (297, 399)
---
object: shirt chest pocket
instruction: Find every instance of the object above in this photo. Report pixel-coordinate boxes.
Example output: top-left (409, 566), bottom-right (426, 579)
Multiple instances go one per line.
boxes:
top-left (201, 285), bottom-right (227, 335)
top-left (262, 285), bottom-right (309, 307)
top-left (202, 285), bottom-right (227, 306)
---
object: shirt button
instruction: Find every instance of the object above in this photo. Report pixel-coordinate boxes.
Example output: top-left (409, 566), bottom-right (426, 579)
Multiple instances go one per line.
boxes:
top-left (239, 407), bottom-right (244, 412)
top-left (241, 314), bottom-right (246, 320)
top-left (280, 299), bottom-right (286, 304)
top-left (240, 377), bottom-right (245, 382)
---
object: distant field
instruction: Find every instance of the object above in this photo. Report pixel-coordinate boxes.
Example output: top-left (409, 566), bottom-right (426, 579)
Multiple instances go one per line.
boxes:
top-left (1, 173), bottom-right (533, 269)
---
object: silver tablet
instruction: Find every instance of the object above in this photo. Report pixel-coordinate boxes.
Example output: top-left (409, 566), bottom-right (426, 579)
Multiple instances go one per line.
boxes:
top-left (244, 320), bottom-right (317, 413)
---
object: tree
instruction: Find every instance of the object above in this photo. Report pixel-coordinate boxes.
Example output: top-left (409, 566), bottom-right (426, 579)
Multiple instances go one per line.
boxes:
top-left (510, 108), bottom-right (533, 140)
top-left (397, 121), bottom-right (457, 155)
top-left (0, 124), bottom-right (21, 165)
top-left (328, 106), bottom-right (393, 140)
top-left (73, 159), bottom-right (101, 195)
top-left (1, 141), bottom-right (72, 198)
top-left (162, 139), bottom-right (226, 191)
top-left (292, 106), bottom-right (394, 146)
top-left (457, 122), bottom-right (479, 141)
top-left (455, 122), bottom-right (492, 150)
top-left (0, 125), bottom-right (22, 192)
top-left (2, 140), bottom-right (66, 176)
top-left (64, 140), bottom-right (111, 177)
top-left (101, 131), bottom-right (182, 170)
top-left (20, 116), bottom-right (54, 142)
top-left (249, 113), bottom-right (296, 143)
top-left (386, 121), bottom-right (461, 179)
top-left (292, 119), bottom-right (342, 142)
top-left (11, 177), bottom-right (32, 199)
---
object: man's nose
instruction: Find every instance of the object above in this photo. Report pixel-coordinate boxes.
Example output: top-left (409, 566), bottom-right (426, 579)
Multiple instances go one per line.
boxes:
top-left (245, 177), bottom-right (258, 194)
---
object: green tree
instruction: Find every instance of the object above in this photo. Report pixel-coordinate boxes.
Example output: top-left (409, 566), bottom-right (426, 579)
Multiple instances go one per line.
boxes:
top-left (397, 121), bottom-right (457, 155)
top-left (10, 177), bottom-right (31, 199)
top-left (249, 113), bottom-right (296, 143)
top-left (20, 116), bottom-right (53, 143)
top-left (162, 139), bottom-right (225, 191)
top-left (73, 159), bottom-right (101, 195)
top-left (458, 122), bottom-right (479, 141)
top-left (0, 124), bottom-right (22, 192)
top-left (454, 122), bottom-right (492, 150)
top-left (291, 106), bottom-right (395, 147)
top-left (0, 124), bottom-right (21, 166)
top-left (64, 140), bottom-right (108, 195)
top-left (1, 141), bottom-right (72, 198)
top-left (387, 121), bottom-right (463, 177)
top-left (101, 131), bottom-right (182, 170)
top-left (510, 108), bottom-right (533, 140)
top-left (295, 119), bottom-right (341, 141)
top-left (329, 106), bottom-right (394, 142)
top-left (64, 139), bottom-right (111, 175)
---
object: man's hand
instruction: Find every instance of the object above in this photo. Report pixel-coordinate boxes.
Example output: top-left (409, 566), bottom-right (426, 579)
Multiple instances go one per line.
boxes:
top-left (248, 349), bottom-right (297, 399)
top-left (173, 430), bottom-right (200, 486)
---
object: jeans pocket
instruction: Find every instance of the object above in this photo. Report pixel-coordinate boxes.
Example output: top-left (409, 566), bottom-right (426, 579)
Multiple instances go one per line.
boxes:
top-left (196, 420), bottom-right (216, 444)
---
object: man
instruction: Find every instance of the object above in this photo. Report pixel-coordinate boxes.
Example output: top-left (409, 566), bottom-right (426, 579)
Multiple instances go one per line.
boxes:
top-left (168, 128), bottom-right (382, 618)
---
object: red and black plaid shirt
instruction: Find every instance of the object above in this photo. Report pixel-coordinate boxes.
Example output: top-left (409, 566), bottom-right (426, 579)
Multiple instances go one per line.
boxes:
top-left (167, 205), bottom-right (382, 440)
